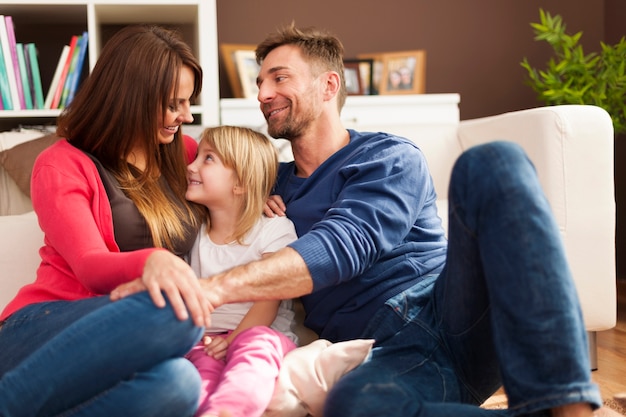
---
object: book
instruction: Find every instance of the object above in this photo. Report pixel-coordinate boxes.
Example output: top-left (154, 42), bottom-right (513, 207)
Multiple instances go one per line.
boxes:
top-left (15, 42), bottom-right (32, 109)
top-left (59, 32), bottom-right (86, 108)
top-left (0, 15), bottom-right (20, 110)
top-left (26, 43), bottom-right (44, 109)
top-left (22, 43), bottom-right (35, 107)
top-left (65, 31), bottom-right (88, 107)
top-left (44, 44), bottom-right (70, 109)
top-left (4, 16), bottom-right (25, 110)
top-left (0, 37), bottom-right (12, 109)
top-left (50, 34), bottom-right (78, 109)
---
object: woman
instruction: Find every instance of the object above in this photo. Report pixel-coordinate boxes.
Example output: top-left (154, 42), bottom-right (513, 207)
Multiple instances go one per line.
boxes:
top-left (0, 25), bottom-right (210, 417)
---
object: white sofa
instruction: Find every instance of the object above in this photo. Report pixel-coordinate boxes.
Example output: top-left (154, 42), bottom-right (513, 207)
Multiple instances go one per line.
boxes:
top-left (0, 104), bottom-right (616, 369)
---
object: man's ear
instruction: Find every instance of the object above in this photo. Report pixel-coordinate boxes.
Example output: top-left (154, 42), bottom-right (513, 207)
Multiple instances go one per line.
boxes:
top-left (322, 71), bottom-right (341, 101)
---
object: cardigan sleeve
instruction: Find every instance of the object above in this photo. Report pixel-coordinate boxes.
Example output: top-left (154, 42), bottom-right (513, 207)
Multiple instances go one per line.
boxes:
top-left (31, 140), bottom-right (160, 295)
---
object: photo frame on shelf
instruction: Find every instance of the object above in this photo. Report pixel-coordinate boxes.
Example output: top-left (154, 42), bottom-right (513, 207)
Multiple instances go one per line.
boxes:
top-left (356, 53), bottom-right (385, 95)
top-left (344, 58), bottom-right (374, 95)
top-left (220, 43), bottom-right (257, 98)
top-left (234, 49), bottom-right (260, 98)
top-left (343, 60), bottom-right (363, 95)
top-left (379, 50), bottom-right (426, 95)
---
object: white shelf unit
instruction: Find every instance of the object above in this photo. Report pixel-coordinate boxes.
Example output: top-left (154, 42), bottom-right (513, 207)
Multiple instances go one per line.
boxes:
top-left (221, 93), bottom-right (461, 133)
top-left (221, 93), bottom-right (461, 165)
top-left (0, 0), bottom-right (219, 131)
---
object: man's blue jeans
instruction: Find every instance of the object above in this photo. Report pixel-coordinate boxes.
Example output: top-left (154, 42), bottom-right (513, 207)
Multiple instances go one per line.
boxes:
top-left (0, 292), bottom-right (203, 417)
top-left (325, 141), bottom-right (602, 416)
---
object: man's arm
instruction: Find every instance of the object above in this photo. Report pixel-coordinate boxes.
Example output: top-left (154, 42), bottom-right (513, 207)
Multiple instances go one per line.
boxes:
top-left (200, 246), bottom-right (313, 308)
top-left (110, 246), bottom-right (312, 320)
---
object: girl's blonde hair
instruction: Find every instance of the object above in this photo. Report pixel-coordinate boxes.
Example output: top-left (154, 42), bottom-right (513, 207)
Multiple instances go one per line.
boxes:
top-left (200, 126), bottom-right (279, 244)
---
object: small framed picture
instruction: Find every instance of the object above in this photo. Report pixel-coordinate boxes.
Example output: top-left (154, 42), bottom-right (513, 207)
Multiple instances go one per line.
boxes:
top-left (379, 50), bottom-right (426, 95)
top-left (357, 53), bottom-right (385, 95)
top-left (343, 60), bottom-right (364, 95)
top-left (234, 49), bottom-right (261, 98)
top-left (344, 58), bottom-right (374, 95)
top-left (220, 43), bottom-right (257, 98)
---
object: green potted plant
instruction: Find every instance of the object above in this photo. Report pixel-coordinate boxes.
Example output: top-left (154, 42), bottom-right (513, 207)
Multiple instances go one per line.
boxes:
top-left (521, 8), bottom-right (626, 279)
top-left (520, 8), bottom-right (626, 135)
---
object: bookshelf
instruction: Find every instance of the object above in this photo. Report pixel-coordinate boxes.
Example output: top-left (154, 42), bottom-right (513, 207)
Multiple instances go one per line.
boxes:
top-left (0, 0), bottom-right (219, 132)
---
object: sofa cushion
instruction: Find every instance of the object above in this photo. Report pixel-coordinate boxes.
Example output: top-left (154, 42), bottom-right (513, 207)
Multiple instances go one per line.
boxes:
top-left (0, 134), bottom-right (61, 197)
top-left (0, 211), bottom-right (44, 311)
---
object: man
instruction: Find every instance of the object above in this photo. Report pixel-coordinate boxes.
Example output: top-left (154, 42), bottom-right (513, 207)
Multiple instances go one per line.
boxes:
top-left (114, 23), bottom-right (602, 417)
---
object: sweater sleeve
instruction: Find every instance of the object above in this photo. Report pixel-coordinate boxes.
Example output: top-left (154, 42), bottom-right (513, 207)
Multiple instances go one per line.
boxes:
top-left (31, 141), bottom-right (160, 295)
top-left (288, 135), bottom-right (443, 291)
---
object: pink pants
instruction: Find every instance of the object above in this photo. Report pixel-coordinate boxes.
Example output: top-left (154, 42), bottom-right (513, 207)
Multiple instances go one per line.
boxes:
top-left (186, 325), bottom-right (297, 417)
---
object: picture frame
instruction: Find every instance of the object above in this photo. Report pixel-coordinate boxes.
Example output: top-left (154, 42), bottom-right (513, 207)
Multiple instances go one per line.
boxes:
top-left (356, 53), bottom-right (385, 95)
top-left (220, 43), bottom-right (257, 98)
top-left (343, 60), bottom-right (364, 95)
top-left (379, 50), bottom-right (426, 95)
top-left (344, 58), bottom-right (374, 95)
top-left (234, 49), bottom-right (261, 98)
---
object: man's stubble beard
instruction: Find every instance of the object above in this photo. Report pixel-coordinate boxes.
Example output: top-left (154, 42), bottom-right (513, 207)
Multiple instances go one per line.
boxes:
top-left (267, 111), bottom-right (306, 141)
top-left (267, 99), bottom-right (319, 141)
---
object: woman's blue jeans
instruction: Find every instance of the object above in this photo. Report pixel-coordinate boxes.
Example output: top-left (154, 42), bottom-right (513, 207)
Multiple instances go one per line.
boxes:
top-left (325, 141), bottom-right (602, 417)
top-left (0, 292), bottom-right (203, 417)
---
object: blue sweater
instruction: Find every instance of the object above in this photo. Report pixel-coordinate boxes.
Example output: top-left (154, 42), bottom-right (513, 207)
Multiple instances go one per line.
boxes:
top-left (274, 130), bottom-right (447, 341)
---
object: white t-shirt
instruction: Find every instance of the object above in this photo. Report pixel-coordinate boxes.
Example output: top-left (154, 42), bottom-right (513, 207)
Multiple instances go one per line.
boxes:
top-left (189, 215), bottom-right (298, 342)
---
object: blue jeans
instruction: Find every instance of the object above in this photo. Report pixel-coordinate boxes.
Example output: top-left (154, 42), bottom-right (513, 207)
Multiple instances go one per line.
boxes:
top-left (325, 142), bottom-right (602, 417)
top-left (0, 292), bottom-right (203, 417)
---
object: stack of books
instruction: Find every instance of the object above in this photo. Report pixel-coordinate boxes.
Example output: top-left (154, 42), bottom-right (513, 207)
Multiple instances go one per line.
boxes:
top-left (0, 14), bottom-right (88, 111)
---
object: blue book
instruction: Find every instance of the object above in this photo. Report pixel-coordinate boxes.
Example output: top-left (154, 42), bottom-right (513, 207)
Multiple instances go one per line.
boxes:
top-left (58, 34), bottom-right (82, 109)
top-left (16, 42), bottom-right (33, 109)
top-left (65, 31), bottom-right (88, 106)
top-left (26, 43), bottom-right (44, 109)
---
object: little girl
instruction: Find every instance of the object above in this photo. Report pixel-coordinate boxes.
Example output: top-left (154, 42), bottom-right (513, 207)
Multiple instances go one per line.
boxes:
top-left (185, 126), bottom-right (298, 417)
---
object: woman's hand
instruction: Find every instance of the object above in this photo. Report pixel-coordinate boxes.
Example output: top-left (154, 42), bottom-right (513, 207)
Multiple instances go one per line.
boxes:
top-left (204, 334), bottom-right (229, 360)
top-left (110, 250), bottom-right (212, 328)
top-left (263, 194), bottom-right (286, 217)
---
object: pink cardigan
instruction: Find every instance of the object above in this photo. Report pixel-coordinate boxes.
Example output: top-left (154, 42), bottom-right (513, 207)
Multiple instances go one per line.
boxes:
top-left (1, 136), bottom-right (198, 320)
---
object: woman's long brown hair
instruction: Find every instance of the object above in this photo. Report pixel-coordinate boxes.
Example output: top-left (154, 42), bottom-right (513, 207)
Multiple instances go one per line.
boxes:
top-left (56, 25), bottom-right (204, 249)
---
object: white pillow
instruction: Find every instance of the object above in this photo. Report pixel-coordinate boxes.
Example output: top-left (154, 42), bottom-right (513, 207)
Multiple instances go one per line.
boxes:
top-left (264, 338), bottom-right (374, 417)
top-left (0, 211), bottom-right (43, 311)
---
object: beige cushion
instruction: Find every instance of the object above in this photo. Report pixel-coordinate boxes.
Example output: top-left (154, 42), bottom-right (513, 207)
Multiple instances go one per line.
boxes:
top-left (0, 211), bottom-right (44, 311)
top-left (264, 338), bottom-right (374, 417)
top-left (0, 134), bottom-right (60, 197)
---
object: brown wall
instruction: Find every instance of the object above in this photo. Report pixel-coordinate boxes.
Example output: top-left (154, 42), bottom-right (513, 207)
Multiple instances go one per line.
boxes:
top-left (217, 0), bottom-right (622, 121)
